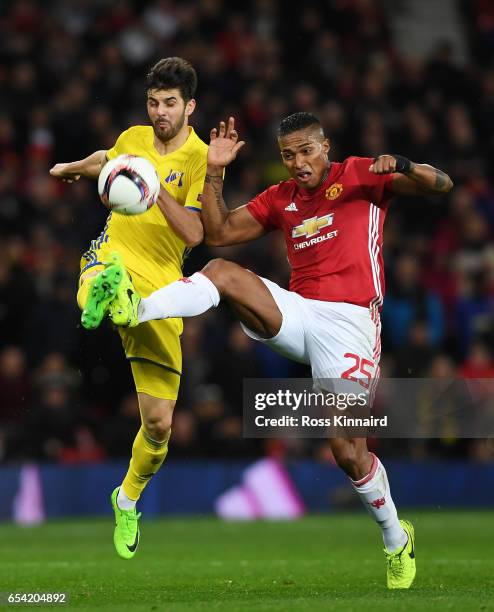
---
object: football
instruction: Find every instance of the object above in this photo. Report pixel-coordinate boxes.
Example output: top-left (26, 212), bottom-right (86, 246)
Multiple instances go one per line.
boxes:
top-left (98, 154), bottom-right (160, 215)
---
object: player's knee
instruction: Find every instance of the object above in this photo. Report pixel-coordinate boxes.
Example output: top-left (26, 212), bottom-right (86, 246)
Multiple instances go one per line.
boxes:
top-left (138, 395), bottom-right (174, 442)
top-left (201, 258), bottom-right (239, 295)
top-left (142, 414), bottom-right (172, 441)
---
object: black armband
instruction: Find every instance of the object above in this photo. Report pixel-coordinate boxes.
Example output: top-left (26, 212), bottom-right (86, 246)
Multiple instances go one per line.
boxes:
top-left (391, 154), bottom-right (412, 173)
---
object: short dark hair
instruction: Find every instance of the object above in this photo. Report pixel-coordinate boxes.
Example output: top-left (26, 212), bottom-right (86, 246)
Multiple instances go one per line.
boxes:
top-left (278, 112), bottom-right (322, 137)
top-left (146, 57), bottom-right (198, 102)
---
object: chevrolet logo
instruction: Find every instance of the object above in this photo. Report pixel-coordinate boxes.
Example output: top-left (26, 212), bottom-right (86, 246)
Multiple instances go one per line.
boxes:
top-left (292, 214), bottom-right (334, 238)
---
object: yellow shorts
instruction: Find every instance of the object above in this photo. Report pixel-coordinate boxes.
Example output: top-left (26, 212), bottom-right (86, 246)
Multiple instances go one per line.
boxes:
top-left (80, 245), bottom-right (182, 400)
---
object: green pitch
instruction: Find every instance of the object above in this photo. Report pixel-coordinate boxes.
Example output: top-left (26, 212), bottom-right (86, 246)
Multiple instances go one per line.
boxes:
top-left (1, 512), bottom-right (493, 611)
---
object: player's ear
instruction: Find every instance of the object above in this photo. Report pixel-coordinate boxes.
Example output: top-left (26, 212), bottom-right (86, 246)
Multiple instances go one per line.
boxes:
top-left (322, 138), bottom-right (330, 155)
top-left (185, 98), bottom-right (196, 118)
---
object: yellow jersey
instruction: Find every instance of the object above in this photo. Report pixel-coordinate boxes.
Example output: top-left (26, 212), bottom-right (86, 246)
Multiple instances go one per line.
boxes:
top-left (102, 125), bottom-right (207, 287)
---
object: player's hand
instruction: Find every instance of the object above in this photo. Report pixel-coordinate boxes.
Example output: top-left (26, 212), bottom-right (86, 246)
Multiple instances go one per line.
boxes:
top-left (369, 154), bottom-right (412, 174)
top-left (49, 163), bottom-right (81, 183)
top-left (208, 117), bottom-right (245, 168)
top-left (368, 155), bottom-right (398, 174)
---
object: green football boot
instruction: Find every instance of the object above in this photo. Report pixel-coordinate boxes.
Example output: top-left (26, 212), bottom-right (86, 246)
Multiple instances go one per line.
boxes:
top-left (80, 254), bottom-right (125, 330)
top-left (385, 519), bottom-right (416, 589)
top-left (110, 487), bottom-right (141, 560)
top-left (105, 252), bottom-right (141, 327)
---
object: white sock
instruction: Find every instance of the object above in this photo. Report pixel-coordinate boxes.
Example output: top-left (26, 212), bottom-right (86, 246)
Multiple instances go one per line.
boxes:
top-left (138, 272), bottom-right (220, 323)
top-left (351, 453), bottom-right (407, 552)
top-left (117, 486), bottom-right (137, 511)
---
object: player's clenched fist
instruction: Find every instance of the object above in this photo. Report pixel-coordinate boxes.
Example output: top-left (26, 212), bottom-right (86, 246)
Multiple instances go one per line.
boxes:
top-left (49, 163), bottom-right (81, 183)
top-left (369, 154), bottom-right (412, 175)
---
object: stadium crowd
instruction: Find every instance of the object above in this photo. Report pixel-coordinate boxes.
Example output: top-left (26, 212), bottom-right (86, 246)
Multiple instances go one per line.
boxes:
top-left (0, 0), bottom-right (493, 463)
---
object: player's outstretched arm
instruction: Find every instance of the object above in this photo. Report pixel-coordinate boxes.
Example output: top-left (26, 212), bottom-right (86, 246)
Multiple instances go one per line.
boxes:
top-left (202, 117), bottom-right (266, 246)
top-left (49, 150), bottom-right (108, 182)
top-left (369, 154), bottom-right (453, 196)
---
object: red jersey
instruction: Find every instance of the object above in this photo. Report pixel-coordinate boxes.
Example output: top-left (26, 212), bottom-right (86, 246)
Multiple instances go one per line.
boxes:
top-left (246, 157), bottom-right (394, 309)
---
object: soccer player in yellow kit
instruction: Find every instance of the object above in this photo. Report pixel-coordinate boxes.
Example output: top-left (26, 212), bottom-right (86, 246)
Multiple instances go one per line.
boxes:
top-left (50, 57), bottom-right (208, 559)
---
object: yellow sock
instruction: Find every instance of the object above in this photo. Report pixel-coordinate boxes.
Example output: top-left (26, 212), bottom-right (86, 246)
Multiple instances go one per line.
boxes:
top-left (77, 278), bottom-right (91, 310)
top-left (77, 267), bottom-right (104, 310)
top-left (121, 427), bottom-right (170, 500)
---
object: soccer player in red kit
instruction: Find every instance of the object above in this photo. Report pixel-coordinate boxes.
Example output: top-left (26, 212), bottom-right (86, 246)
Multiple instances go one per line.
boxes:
top-left (111, 113), bottom-right (453, 588)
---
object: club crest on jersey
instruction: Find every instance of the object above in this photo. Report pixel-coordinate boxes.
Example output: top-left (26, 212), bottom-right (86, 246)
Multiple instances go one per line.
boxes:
top-left (325, 182), bottom-right (343, 200)
top-left (292, 214), bottom-right (334, 238)
top-left (165, 169), bottom-right (184, 187)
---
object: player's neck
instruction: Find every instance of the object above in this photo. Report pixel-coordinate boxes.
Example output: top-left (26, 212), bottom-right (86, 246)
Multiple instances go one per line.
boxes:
top-left (320, 164), bottom-right (331, 187)
top-left (153, 125), bottom-right (191, 156)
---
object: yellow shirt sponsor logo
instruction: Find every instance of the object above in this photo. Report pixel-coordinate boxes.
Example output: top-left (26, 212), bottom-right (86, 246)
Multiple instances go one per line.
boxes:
top-left (164, 169), bottom-right (185, 187)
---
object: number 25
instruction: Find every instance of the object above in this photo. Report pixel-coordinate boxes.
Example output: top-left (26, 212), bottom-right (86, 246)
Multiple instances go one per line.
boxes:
top-left (341, 353), bottom-right (374, 389)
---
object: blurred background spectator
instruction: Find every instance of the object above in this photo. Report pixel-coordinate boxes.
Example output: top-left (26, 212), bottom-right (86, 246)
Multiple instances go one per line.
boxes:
top-left (0, 0), bottom-right (493, 463)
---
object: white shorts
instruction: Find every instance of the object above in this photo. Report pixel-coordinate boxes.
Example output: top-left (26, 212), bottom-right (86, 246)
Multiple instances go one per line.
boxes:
top-left (241, 277), bottom-right (381, 392)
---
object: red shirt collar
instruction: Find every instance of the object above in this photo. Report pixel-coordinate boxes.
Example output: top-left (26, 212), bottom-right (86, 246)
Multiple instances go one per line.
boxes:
top-left (296, 162), bottom-right (338, 200)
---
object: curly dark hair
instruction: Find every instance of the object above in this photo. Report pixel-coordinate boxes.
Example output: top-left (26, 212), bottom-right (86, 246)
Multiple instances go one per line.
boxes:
top-left (146, 57), bottom-right (198, 102)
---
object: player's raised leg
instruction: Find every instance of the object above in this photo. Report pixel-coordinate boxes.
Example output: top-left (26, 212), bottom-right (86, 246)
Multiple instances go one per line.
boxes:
top-left (112, 387), bottom-right (174, 560)
top-left (329, 437), bottom-right (416, 589)
top-left (133, 258), bottom-right (283, 339)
